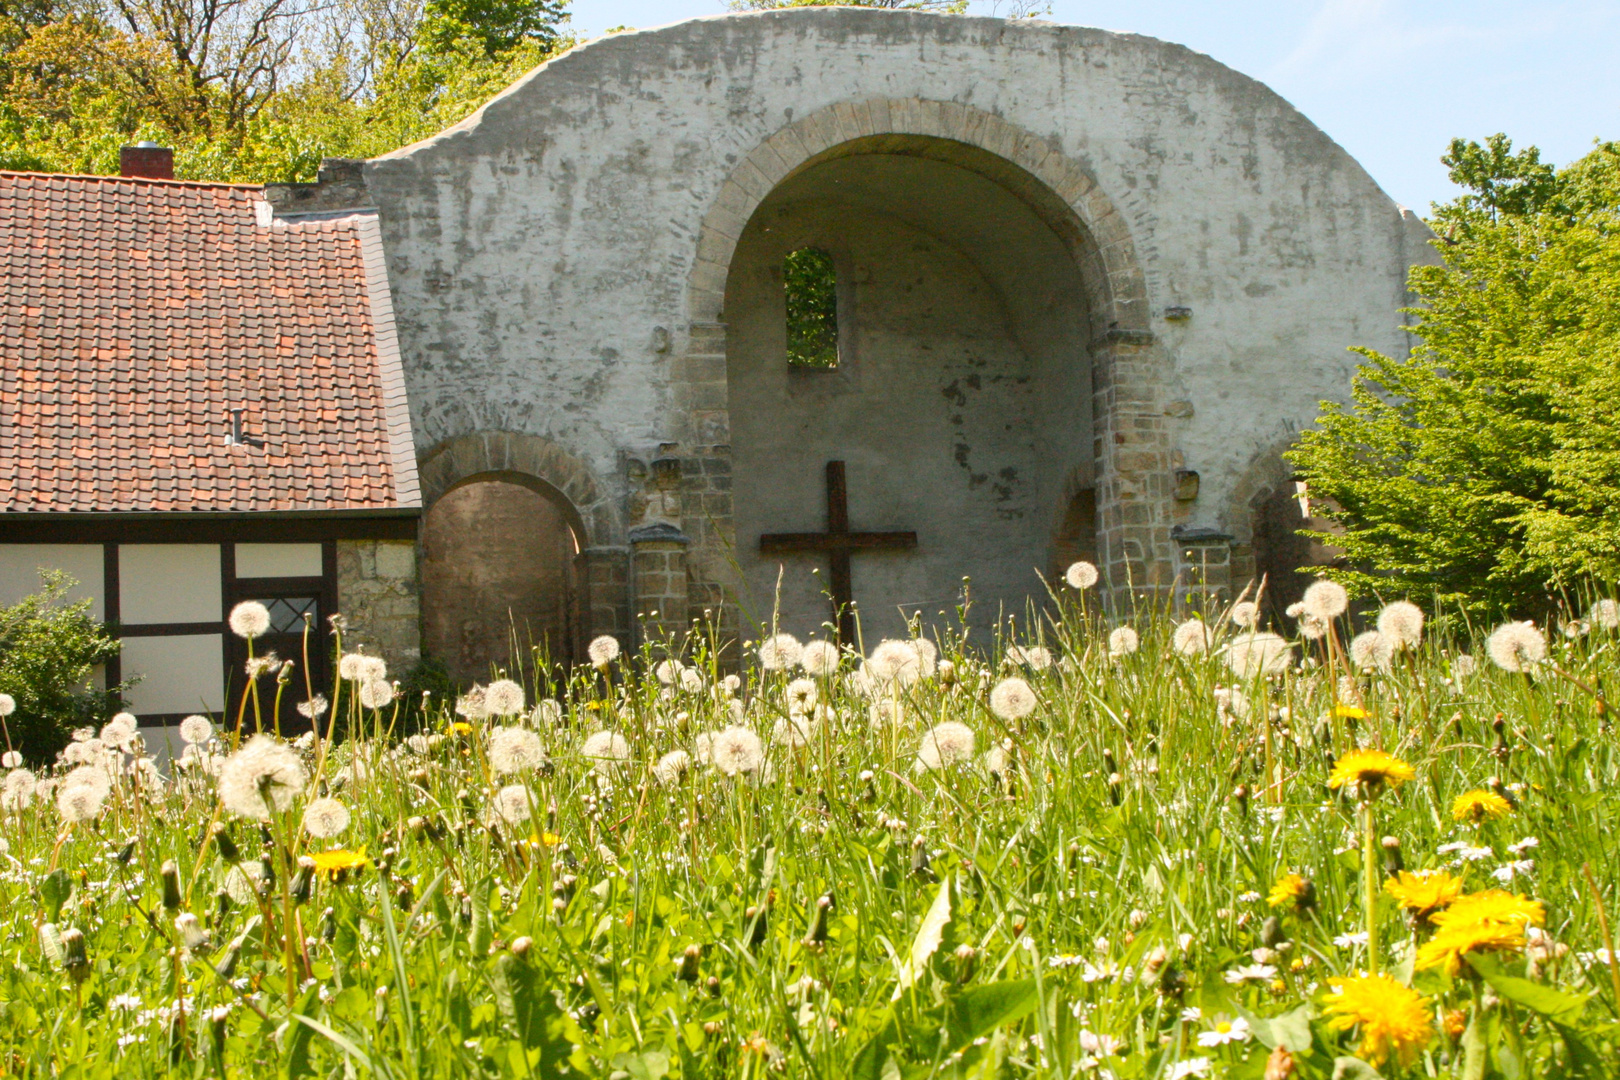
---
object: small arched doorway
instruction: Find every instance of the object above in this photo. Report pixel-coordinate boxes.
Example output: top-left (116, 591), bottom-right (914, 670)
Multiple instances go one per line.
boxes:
top-left (421, 475), bottom-right (583, 683)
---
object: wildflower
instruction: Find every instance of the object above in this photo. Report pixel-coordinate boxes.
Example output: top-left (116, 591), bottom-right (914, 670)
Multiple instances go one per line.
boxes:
top-left (1451, 655), bottom-right (1477, 680)
top-left (587, 634), bottom-right (621, 667)
top-left (654, 750), bottom-right (690, 785)
top-left (102, 713), bottom-right (137, 747)
top-left (1167, 1057), bottom-right (1212, 1079)
top-left (1328, 749), bottom-right (1415, 798)
top-left (307, 848), bottom-right (368, 876)
top-left (868, 640), bottom-right (923, 686)
top-left (1348, 630), bottom-right (1393, 672)
top-left (1416, 919), bottom-right (1529, 976)
top-left (358, 679), bottom-right (395, 711)
top-left (297, 695), bottom-right (329, 720)
top-left (484, 679), bottom-right (525, 716)
top-left (1485, 621), bottom-right (1546, 673)
top-left (1384, 870), bottom-right (1464, 921)
top-left (228, 601), bottom-right (271, 640)
top-left (801, 639), bottom-right (840, 676)
top-left (1321, 973), bottom-right (1433, 1067)
top-left (654, 660), bottom-right (684, 686)
top-left (915, 722), bottom-right (976, 772)
top-left (0, 750), bottom-right (18, 769)
top-left (772, 713), bottom-right (815, 748)
top-left (244, 654), bottom-right (279, 680)
top-left (217, 735), bottom-right (307, 820)
top-left (1377, 601), bottom-right (1424, 649)
top-left (2, 767), bottom-right (36, 811)
top-left (1301, 578), bottom-right (1348, 620)
top-left (1590, 598), bottom-right (1620, 630)
top-left (489, 727), bottom-right (547, 776)
top-left (1439, 889), bottom-right (1545, 930)
top-left (1297, 612), bottom-right (1329, 640)
top-left (1006, 645), bottom-right (1054, 670)
top-left (1065, 560), bottom-right (1098, 590)
top-left (302, 797), bottom-right (350, 838)
top-left (494, 785), bottom-right (533, 824)
top-left (1196, 1016), bottom-right (1251, 1047)
top-left (1452, 789), bottom-right (1512, 823)
top-left (179, 715), bottom-right (214, 745)
top-left (757, 633), bottom-right (803, 671)
top-left (1230, 601), bottom-right (1259, 628)
top-left (989, 677), bottom-right (1037, 720)
top-left (711, 726), bottom-right (765, 776)
top-left (1333, 931), bottom-right (1370, 948)
top-left (455, 686), bottom-right (488, 720)
top-left (1492, 860), bottom-right (1535, 883)
top-left (911, 638), bottom-right (939, 676)
top-left (679, 667), bottom-right (704, 693)
top-left (1267, 873), bottom-right (1314, 911)
top-left (1223, 963), bottom-right (1276, 984)
top-left (0, 693), bottom-right (12, 717)
top-left (1108, 627), bottom-right (1140, 657)
top-left (1172, 619), bottom-right (1212, 656)
top-left (1223, 632), bottom-right (1292, 677)
top-left (580, 730), bottom-right (630, 764)
top-left (785, 677), bottom-right (818, 714)
top-left (57, 780), bottom-right (105, 823)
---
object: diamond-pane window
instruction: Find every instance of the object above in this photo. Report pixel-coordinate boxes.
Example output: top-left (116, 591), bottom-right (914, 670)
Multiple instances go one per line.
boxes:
top-left (255, 597), bottom-right (318, 633)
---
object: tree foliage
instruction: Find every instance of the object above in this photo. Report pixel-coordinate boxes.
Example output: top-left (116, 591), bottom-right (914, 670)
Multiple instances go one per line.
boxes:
top-left (1289, 135), bottom-right (1620, 613)
top-left (0, 571), bottom-right (124, 761)
top-left (0, 0), bottom-right (570, 180)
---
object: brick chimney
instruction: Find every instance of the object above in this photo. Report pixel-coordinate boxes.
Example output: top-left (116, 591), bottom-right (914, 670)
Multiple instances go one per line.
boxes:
top-left (119, 143), bottom-right (174, 181)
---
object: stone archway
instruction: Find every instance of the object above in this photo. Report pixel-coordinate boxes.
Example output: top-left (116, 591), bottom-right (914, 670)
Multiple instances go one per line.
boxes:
top-left (1226, 438), bottom-right (1341, 620)
top-left (679, 99), bottom-right (1175, 613)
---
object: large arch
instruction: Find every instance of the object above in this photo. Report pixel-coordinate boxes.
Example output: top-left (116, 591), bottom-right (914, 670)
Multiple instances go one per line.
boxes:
top-left (680, 100), bottom-right (1177, 606)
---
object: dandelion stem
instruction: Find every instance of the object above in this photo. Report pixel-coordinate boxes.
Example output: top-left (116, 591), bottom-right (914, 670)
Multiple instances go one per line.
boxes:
top-left (1363, 797), bottom-right (1379, 975)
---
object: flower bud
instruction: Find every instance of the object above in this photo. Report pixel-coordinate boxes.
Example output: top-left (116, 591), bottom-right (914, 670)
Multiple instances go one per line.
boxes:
top-left (677, 944), bottom-right (702, 982)
top-left (160, 859), bottom-right (182, 910)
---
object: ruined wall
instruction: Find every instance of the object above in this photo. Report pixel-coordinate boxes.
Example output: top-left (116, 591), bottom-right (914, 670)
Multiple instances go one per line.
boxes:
top-left (336, 539), bottom-right (421, 675)
top-left (365, 8), bottom-right (1435, 625)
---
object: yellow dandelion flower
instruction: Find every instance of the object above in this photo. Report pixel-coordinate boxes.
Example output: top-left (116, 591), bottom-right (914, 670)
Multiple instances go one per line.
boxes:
top-left (307, 847), bottom-right (368, 876)
top-left (1384, 870), bottom-right (1465, 921)
top-left (1415, 919), bottom-right (1527, 976)
top-left (1451, 789), bottom-right (1513, 823)
top-left (450, 722), bottom-right (473, 735)
top-left (1267, 873), bottom-right (1314, 911)
top-left (1434, 890), bottom-right (1544, 931)
top-left (1328, 749), bottom-right (1415, 796)
top-left (1322, 973), bottom-right (1434, 1067)
top-left (1334, 704), bottom-right (1369, 719)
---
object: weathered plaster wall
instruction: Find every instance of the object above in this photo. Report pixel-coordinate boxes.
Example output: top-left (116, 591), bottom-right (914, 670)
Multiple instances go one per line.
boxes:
top-left (336, 540), bottom-right (421, 674)
top-left (365, 8), bottom-right (1435, 625)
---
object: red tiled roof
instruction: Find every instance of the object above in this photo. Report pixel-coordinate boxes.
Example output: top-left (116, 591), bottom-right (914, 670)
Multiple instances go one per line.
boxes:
top-left (0, 171), bottom-right (419, 514)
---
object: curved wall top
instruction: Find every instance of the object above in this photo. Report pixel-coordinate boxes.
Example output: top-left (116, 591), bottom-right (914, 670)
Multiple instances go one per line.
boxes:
top-left (365, 7), bottom-right (1436, 547)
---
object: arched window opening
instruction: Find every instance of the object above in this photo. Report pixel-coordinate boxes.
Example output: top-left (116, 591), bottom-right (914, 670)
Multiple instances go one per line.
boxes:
top-left (1050, 487), bottom-right (1098, 584)
top-left (784, 247), bottom-right (839, 370)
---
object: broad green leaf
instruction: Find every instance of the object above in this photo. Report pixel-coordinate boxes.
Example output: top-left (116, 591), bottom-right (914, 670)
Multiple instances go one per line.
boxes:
top-left (469, 875), bottom-right (494, 957)
top-left (893, 876), bottom-right (952, 998)
top-left (38, 869), bottom-right (70, 922)
top-left (282, 985), bottom-right (322, 1079)
top-left (1468, 954), bottom-right (1588, 1025)
top-left (491, 953), bottom-right (574, 1066)
top-left (940, 979), bottom-right (1037, 1052)
top-left (1332, 1057), bottom-right (1384, 1080)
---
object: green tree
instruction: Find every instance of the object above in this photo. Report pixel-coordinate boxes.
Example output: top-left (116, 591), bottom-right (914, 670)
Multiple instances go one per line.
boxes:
top-left (1289, 136), bottom-right (1620, 613)
top-left (0, 570), bottom-right (124, 762)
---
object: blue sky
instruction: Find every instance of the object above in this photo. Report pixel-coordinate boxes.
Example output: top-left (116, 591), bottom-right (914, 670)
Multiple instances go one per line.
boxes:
top-left (562, 0), bottom-right (1619, 214)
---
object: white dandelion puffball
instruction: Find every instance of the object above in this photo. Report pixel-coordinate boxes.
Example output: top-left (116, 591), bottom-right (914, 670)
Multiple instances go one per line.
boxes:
top-left (1587, 598), bottom-right (1620, 630)
top-left (989, 677), bottom-right (1038, 721)
top-left (455, 687), bottom-right (488, 719)
top-left (2, 768), bottom-right (36, 811)
top-left (1222, 632), bottom-right (1292, 678)
top-left (868, 639), bottom-right (923, 686)
top-left (693, 732), bottom-right (715, 766)
top-left (358, 679), bottom-right (395, 711)
top-left (1065, 560), bottom-right (1099, 590)
top-left (1229, 601), bottom-right (1259, 629)
top-left (101, 713), bottom-right (137, 747)
top-left (679, 667), bottom-right (704, 693)
top-left (772, 713), bottom-right (815, 748)
top-left (0, 750), bottom-right (20, 769)
top-left (801, 639), bottom-right (841, 676)
top-left (580, 730), bottom-right (631, 763)
top-left (57, 779), bottom-right (105, 823)
top-left (868, 698), bottom-right (905, 728)
top-left (911, 637), bottom-right (939, 677)
top-left (654, 749), bottom-right (691, 785)
top-left (784, 677), bottom-right (818, 715)
top-left (757, 633), bottom-right (803, 671)
top-left (587, 635), bottom-right (621, 668)
top-left (484, 679), bottom-right (525, 716)
top-left (1301, 579), bottom-right (1349, 621)
top-left (711, 726), bottom-right (765, 776)
top-left (1377, 601), bottom-right (1425, 649)
top-left (1349, 630), bottom-right (1394, 673)
top-left (302, 797), bottom-right (351, 838)
top-left (0, 693), bottom-right (13, 717)
top-left (1006, 645), bottom-right (1054, 671)
top-left (224, 861), bottom-right (269, 904)
top-left (1172, 619), bottom-right (1213, 656)
top-left (494, 784), bottom-right (533, 824)
top-left (217, 735), bottom-right (307, 820)
top-left (337, 653), bottom-right (366, 681)
top-left (228, 600), bottom-right (272, 640)
top-left (916, 721), bottom-right (976, 772)
top-left (654, 660), bottom-right (684, 686)
top-left (179, 715), bottom-right (214, 745)
top-left (531, 699), bottom-right (563, 726)
top-left (1452, 654), bottom-right (1477, 680)
top-left (1486, 621), bottom-right (1547, 673)
top-left (358, 656), bottom-right (387, 683)
top-left (489, 726), bottom-right (547, 776)
top-left (1108, 627), bottom-right (1140, 658)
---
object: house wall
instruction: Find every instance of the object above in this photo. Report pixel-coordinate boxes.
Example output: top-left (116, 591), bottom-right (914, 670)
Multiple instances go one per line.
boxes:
top-left (336, 539), bottom-right (422, 677)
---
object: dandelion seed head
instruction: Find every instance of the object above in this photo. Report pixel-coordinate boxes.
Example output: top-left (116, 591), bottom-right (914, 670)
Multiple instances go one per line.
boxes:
top-left (678, 667), bottom-right (704, 693)
top-left (1452, 655), bottom-right (1477, 680)
top-left (693, 732), bottom-right (714, 766)
top-left (915, 722), bottom-right (976, 772)
top-left (494, 784), bottom-right (532, 824)
top-left (868, 640), bottom-right (923, 686)
top-left (1172, 619), bottom-right (1212, 656)
top-left (296, 695), bottom-right (329, 720)
top-left (1006, 645), bottom-right (1053, 670)
top-left (484, 679), bottom-right (525, 716)
top-left (757, 633), bottom-right (803, 671)
top-left (654, 749), bottom-right (690, 785)
top-left (455, 686), bottom-right (488, 719)
top-left (1590, 599), bottom-right (1620, 630)
top-left (1108, 627), bottom-right (1140, 658)
top-left (794, 639), bottom-right (839, 677)
top-left (1487, 621), bottom-right (1546, 673)
top-left (1301, 579), bottom-right (1349, 620)
top-left (1229, 601), bottom-right (1259, 628)
top-left (358, 679), bottom-right (395, 711)
top-left (1065, 561), bottom-right (1099, 590)
top-left (302, 797), bottom-right (351, 838)
top-left (1349, 630), bottom-right (1394, 673)
top-left (530, 699), bottom-right (563, 726)
top-left (489, 726), bottom-right (547, 776)
top-left (337, 653), bottom-right (366, 681)
top-left (711, 726), bottom-right (764, 776)
top-left (784, 678), bottom-right (818, 714)
top-left (179, 715), bottom-right (214, 745)
top-left (587, 635), bottom-right (621, 667)
top-left (217, 735), bottom-right (307, 820)
top-left (772, 713), bottom-right (815, 748)
top-left (57, 780), bottom-right (105, 823)
top-left (228, 601), bottom-right (271, 640)
top-left (0, 693), bottom-right (13, 717)
top-left (1223, 632), bottom-right (1292, 678)
top-left (0, 751), bottom-right (20, 770)
top-left (654, 660), bottom-right (684, 686)
top-left (1377, 601), bottom-right (1424, 648)
top-left (580, 730), bottom-right (630, 763)
top-left (989, 677), bottom-right (1037, 721)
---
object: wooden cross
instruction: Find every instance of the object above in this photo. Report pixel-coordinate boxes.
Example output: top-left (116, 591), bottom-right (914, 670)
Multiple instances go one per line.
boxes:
top-left (759, 460), bottom-right (918, 642)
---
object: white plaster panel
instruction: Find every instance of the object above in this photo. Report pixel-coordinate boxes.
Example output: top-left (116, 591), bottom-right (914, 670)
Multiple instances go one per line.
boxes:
top-left (0, 544), bottom-right (104, 618)
top-left (121, 634), bottom-right (224, 715)
top-left (119, 545), bottom-right (221, 624)
top-left (235, 543), bottom-right (323, 578)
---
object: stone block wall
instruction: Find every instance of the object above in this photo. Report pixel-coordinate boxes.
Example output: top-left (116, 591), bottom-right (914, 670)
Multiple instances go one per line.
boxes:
top-left (336, 539), bottom-right (421, 674)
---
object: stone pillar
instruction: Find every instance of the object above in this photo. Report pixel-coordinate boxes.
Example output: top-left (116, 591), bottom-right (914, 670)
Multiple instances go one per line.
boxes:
top-left (581, 546), bottom-right (630, 648)
top-left (629, 523), bottom-right (690, 649)
top-left (1091, 331), bottom-right (1175, 611)
top-left (1172, 527), bottom-right (1234, 613)
top-left (336, 539), bottom-right (421, 674)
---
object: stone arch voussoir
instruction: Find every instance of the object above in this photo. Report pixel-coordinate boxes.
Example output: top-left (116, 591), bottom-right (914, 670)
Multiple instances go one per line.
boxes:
top-left (417, 431), bottom-right (622, 548)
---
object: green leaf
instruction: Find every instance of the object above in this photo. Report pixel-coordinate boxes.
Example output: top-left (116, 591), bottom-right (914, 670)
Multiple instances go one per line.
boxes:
top-left (288, 1013), bottom-right (378, 1074)
top-left (611, 1050), bottom-right (670, 1080)
top-left (1467, 953), bottom-right (1588, 1024)
top-left (38, 922), bottom-right (63, 965)
top-left (851, 1015), bottom-right (900, 1080)
top-left (468, 875), bottom-right (494, 957)
top-left (940, 979), bottom-right (1038, 1053)
top-left (491, 953), bottom-right (574, 1066)
top-left (38, 869), bottom-right (70, 922)
top-left (894, 876), bottom-right (952, 997)
top-left (282, 985), bottom-right (322, 1079)
top-left (1332, 1057), bottom-right (1385, 1080)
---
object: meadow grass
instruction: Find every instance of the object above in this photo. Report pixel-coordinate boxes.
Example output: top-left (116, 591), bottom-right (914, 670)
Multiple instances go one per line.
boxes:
top-left (1, 587), bottom-right (1618, 1078)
